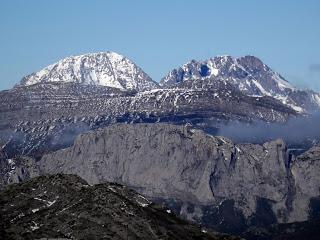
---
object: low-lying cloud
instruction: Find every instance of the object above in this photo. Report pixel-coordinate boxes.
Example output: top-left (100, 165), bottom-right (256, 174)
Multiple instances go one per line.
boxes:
top-left (216, 113), bottom-right (320, 145)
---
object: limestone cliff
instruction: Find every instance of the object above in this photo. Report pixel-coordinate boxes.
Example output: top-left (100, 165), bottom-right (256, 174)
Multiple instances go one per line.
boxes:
top-left (38, 123), bottom-right (320, 233)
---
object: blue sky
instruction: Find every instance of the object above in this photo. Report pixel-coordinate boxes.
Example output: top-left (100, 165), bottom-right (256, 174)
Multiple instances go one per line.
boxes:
top-left (0, 0), bottom-right (320, 90)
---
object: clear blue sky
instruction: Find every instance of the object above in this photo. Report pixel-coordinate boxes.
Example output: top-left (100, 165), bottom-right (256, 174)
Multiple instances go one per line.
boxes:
top-left (1, 0), bottom-right (320, 91)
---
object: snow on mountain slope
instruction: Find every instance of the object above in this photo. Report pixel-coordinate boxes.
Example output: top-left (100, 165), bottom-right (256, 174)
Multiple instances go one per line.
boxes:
top-left (20, 52), bottom-right (159, 91)
top-left (160, 55), bottom-right (320, 112)
top-left (16, 52), bottom-right (320, 113)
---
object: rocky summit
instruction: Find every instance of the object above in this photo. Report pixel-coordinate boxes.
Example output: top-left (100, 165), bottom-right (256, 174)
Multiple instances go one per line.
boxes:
top-left (0, 174), bottom-right (239, 240)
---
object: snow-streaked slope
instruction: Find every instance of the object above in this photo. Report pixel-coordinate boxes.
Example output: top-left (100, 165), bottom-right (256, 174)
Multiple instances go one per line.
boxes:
top-left (0, 81), bottom-right (296, 157)
top-left (161, 55), bottom-right (320, 112)
top-left (20, 52), bottom-right (159, 91)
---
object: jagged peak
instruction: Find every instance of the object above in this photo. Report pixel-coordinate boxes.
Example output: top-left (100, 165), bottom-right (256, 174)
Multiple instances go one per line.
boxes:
top-left (178, 55), bottom-right (265, 69)
top-left (161, 54), bottom-right (294, 89)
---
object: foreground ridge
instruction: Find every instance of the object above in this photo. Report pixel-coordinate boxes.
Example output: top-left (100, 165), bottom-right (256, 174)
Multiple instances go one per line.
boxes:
top-left (0, 174), bottom-right (239, 240)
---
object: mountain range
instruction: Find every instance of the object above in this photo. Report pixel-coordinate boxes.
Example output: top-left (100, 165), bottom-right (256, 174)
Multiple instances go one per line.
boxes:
top-left (1, 51), bottom-right (320, 239)
top-left (18, 52), bottom-right (320, 113)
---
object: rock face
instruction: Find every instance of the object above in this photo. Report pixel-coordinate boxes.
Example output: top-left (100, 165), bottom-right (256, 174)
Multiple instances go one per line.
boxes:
top-left (20, 52), bottom-right (159, 91)
top-left (161, 55), bottom-right (320, 112)
top-left (290, 146), bottom-right (320, 222)
top-left (38, 123), bottom-right (320, 234)
top-left (0, 174), bottom-right (238, 240)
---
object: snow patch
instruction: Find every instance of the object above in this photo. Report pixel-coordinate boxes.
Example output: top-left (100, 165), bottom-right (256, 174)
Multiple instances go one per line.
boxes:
top-left (32, 208), bottom-right (40, 213)
top-left (235, 146), bottom-right (242, 153)
top-left (312, 94), bottom-right (320, 106)
top-left (34, 197), bottom-right (57, 207)
top-left (30, 221), bottom-right (40, 231)
top-left (136, 194), bottom-right (151, 207)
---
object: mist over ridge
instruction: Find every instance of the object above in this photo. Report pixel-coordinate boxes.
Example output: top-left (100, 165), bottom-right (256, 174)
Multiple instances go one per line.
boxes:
top-left (216, 112), bottom-right (320, 146)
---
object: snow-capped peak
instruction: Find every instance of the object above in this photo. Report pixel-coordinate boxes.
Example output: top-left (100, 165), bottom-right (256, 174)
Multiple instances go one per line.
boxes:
top-left (159, 55), bottom-right (320, 112)
top-left (20, 52), bottom-right (159, 91)
top-left (161, 55), bottom-right (295, 94)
